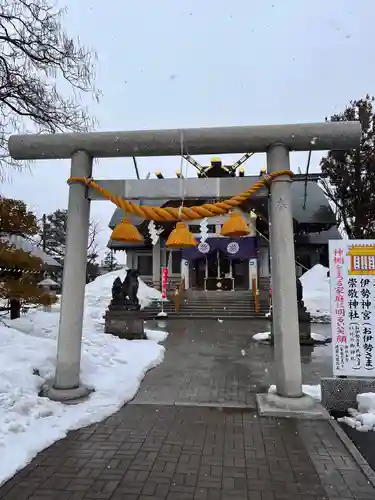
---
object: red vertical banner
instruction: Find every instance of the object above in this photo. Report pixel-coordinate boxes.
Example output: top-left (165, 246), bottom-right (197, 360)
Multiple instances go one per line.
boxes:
top-left (161, 267), bottom-right (169, 300)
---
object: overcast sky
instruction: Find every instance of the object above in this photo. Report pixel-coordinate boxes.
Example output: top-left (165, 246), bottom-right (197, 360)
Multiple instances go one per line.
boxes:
top-left (1, 0), bottom-right (373, 260)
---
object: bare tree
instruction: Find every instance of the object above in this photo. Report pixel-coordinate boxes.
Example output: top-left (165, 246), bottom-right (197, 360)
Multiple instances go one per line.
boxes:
top-left (320, 96), bottom-right (375, 239)
top-left (40, 208), bottom-right (100, 264)
top-left (38, 208), bottom-right (101, 283)
top-left (0, 0), bottom-right (100, 175)
top-left (87, 219), bottom-right (100, 265)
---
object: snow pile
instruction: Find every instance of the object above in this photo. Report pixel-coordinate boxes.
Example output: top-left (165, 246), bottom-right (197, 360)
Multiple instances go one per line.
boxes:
top-left (338, 393), bottom-right (375, 432)
top-left (253, 331), bottom-right (328, 342)
top-left (0, 271), bottom-right (167, 486)
top-left (145, 329), bottom-right (169, 342)
top-left (268, 384), bottom-right (321, 401)
top-left (157, 311), bottom-right (168, 318)
top-left (253, 331), bottom-right (271, 341)
top-left (85, 269), bottom-right (162, 312)
top-left (300, 264), bottom-right (331, 322)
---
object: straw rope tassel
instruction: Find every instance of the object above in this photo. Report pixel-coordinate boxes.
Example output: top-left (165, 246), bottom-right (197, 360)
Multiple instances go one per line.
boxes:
top-left (165, 139), bottom-right (198, 248)
top-left (111, 216), bottom-right (143, 243)
top-left (221, 211), bottom-right (250, 237)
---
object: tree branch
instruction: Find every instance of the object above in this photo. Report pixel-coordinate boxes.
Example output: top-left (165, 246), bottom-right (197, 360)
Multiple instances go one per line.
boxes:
top-left (0, 0), bottom-right (100, 178)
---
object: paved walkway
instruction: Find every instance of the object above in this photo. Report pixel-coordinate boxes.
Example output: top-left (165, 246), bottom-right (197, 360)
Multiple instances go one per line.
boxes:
top-left (134, 319), bottom-right (333, 407)
top-left (1, 319), bottom-right (374, 500)
top-left (1, 405), bottom-right (374, 500)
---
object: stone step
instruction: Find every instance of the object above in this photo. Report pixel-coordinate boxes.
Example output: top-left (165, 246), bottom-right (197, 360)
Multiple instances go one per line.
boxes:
top-left (176, 297), bottom-right (254, 300)
top-left (179, 300), bottom-right (266, 306)
top-left (144, 304), bottom-right (267, 309)
top-left (143, 313), bottom-right (268, 320)
top-left (179, 302), bottom-right (268, 309)
top-left (145, 300), bottom-right (268, 307)
top-left (145, 310), bottom-right (269, 316)
top-left (142, 290), bottom-right (270, 318)
top-left (144, 301), bottom-right (269, 309)
top-left (143, 308), bottom-right (269, 317)
top-left (145, 304), bottom-right (262, 309)
top-left (183, 297), bottom-right (263, 303)
top-left (184, 290), bottom-right (252, 299)
top-left (181, 296), bottom-right (264, 302)
top-left (173, 304), bottom-right (267, 309)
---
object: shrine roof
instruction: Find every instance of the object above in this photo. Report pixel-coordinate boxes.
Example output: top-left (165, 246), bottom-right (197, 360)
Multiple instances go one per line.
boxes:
top-left (107, 174), bottom-right (335, 250)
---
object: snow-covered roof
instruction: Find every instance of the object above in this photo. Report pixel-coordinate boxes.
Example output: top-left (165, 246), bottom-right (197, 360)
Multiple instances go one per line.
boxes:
top-left (1, 234), bottom-right (62, 268)
top-left (38, 278), bottom-right (58, 286)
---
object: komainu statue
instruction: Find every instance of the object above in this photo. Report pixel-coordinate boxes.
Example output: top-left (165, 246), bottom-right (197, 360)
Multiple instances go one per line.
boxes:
top-left (110, 269), bottom-right (140, 310)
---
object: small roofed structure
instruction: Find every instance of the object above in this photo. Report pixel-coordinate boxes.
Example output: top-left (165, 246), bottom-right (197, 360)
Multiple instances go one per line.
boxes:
top-left (38, 277), bottom-right (59, 288)
top-left (37, 277), bottom-right (59, 312)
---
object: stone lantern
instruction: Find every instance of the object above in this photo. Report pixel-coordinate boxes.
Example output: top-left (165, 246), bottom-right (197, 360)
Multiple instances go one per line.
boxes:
top-left (269, 277), bottom-right (313, 345)
top-left (37, 278), bottom-right (58, 312)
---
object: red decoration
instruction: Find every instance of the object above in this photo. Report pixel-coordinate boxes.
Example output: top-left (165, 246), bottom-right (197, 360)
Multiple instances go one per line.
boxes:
top-left (161, 267), bottom-right (168, 300)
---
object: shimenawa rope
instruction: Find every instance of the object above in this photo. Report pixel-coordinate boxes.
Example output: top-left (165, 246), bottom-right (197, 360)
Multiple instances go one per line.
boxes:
top-left (67, 170), bottom-right (294, 222)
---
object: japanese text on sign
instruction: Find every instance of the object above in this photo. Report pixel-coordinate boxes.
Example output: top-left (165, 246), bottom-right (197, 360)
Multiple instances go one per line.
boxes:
top-left (329, 241), bottom-right (375, 376)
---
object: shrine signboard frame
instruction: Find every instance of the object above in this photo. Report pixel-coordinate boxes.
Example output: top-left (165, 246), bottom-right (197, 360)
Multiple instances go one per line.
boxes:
top-left (329, 240), bottom-right (375, 377)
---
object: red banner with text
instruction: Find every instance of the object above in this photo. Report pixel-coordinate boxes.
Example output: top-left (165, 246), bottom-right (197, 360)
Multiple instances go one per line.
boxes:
top-left (161, 267), bottom-right (169, 300)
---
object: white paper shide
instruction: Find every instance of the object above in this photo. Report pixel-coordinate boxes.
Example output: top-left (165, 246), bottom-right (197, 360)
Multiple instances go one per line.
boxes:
top-left (329, 240), bottom-right (375, 376)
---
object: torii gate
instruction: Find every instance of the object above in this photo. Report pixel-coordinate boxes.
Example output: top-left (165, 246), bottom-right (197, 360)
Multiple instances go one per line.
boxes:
top-left (9, 121), bottom-right (361, 410)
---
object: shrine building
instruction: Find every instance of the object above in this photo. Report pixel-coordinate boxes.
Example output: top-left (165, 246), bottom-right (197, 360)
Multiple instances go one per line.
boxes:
top-left (107, 157), bottom-right (341, 293)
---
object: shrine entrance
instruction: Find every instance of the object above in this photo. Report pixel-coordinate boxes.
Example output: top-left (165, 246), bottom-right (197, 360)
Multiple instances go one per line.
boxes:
top-left (186, 237), bottom-right (255, 291)
top-left (192, 251), bottom-right (249, 291)
top-left (8, 120), bottom-right (361, 402)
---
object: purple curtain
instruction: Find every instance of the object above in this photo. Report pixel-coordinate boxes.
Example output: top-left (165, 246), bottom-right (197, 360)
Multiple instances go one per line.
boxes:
top-left (182, 237), bottom-right (257, 261)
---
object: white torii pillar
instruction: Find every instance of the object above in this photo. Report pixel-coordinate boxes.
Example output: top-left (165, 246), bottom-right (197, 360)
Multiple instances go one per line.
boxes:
top-left (48, 151), bottom-right (93, 400)
top-left (256, 144), bottom-right (326, 417)
top-left (267, 145), bottom-right (302, 397)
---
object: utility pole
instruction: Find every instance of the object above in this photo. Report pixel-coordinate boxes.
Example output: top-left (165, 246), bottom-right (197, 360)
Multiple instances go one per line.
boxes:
top-left (42, 213), bottom-right (47, 252)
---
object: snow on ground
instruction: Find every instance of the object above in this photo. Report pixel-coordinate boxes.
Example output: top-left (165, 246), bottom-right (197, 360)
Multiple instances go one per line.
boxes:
top-left (311, 332), bottom-right (329, 342)
top-left (268, 384), bottom-right (321, 401)
top-left (156, 311), bottom-right (168, 317)
top-left (266, 386), bottom-right (375, 432)
top-left (0, 271), bottom-right (167, 486)
top-left (253, 331), bottom-right (271, 341)
top-left (300, 264), bottom-right (331, 322)
top-left (253, 331), bottom-right (328, 342)
top-left (145, 329), bottom-right (169, 342)
top-left (338, 393), bottom-right (375, 432)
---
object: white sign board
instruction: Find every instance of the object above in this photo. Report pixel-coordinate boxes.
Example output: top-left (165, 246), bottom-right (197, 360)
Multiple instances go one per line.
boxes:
top-left (248, 258), bottom-right (258, 292)
top-left (329, 240), bottom-right (375, 376)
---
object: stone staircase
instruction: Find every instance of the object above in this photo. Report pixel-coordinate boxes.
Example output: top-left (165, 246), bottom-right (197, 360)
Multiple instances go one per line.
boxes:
top-left (142, 289), bottom-right (270, 319)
